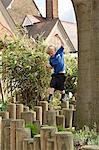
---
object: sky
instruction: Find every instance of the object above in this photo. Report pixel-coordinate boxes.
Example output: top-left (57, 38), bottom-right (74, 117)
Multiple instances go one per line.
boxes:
top-left (34, 0), bottom-right (76, 23)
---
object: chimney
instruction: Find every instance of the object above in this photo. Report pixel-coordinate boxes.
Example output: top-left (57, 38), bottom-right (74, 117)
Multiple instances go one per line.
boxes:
top-left (46, 0), bottom-right (58, 19)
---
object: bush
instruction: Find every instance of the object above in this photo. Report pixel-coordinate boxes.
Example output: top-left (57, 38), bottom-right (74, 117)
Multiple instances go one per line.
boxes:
top-left (73, 127), bottom-right (99, 149)
top-left (65, 54), bottom-right (78, 97)
top-left (2, 36), bottom-right (51, 108)
top-left (0, 100), bottom-right (8, 111)
top-left (25, 123), bottom-right (39, 137)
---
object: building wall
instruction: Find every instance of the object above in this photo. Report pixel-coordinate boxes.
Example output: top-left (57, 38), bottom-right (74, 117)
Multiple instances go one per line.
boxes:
top-left (45, 22), bottom-right (71, 53)
top-left (0, 11), bottom-right (13, 37)
top-left (8, 0), bottom-right (41, 25)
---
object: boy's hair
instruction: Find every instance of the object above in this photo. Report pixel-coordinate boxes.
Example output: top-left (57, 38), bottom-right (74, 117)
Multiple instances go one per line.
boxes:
top-left (46, 45), bottom-right (56, 54)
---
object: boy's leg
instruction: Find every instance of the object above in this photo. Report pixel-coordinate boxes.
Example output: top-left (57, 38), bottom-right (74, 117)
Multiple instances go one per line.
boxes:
top-left (60, 90), bottom-right (66, 102)
top-left (48, 87), bottom-right (55, 102)
top-left (48, 74), bottom-right (56, 103)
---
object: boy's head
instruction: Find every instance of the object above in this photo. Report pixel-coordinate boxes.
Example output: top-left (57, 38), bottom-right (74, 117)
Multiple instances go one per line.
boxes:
top-left (47, 45), bottom-right (56, 57)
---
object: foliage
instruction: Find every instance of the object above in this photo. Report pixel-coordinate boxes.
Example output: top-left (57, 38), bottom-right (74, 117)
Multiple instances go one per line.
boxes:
top-left (57, 126), bottom-right (66, 132)
top-left (0, 100), bottom-right (8, 111)
top-left (25, 123), bottom-right (39, 137)
top-left (73, 127), bottom-right (99, 149)
top-left (2, 36), bottom-right (51, 108)
top-left (65, 54), bottom-right (78, 97)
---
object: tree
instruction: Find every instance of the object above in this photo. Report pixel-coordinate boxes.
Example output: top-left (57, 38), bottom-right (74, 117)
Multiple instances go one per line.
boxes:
top-left (2, 36), bottom-right (51, 108)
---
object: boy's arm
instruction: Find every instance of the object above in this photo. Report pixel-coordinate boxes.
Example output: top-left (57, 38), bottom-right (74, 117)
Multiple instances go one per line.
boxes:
top-left (55, 34), bottom-right (64, 47)
top-left (46, 64), bottom-right (52, 69)
top-left (55, 34), bottom-right (64, 55)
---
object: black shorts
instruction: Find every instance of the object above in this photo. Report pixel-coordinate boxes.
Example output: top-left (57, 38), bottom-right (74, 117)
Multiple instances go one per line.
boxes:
top-left (50, 73), bottom-right (66, 91)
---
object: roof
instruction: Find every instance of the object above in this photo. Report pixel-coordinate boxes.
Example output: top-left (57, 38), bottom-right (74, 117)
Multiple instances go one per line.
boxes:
top-left (1, 0), bottom-right (12, 8)
top-left (6, 0), bottom-right (42, 25)
top-left (26, 19), bottom-right (58, 39)
top-left (22, 15), bottom-right (45, 27)
top-left (61, 21), bottom-right (78, 51)
top-left (26, 18), bottom-right (76, 52)
top-left (0, 0), bottom-right (16, 33)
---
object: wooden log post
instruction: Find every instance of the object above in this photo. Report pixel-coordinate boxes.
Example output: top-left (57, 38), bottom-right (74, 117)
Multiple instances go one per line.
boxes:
top-left (24, 106), bottom-right (29, 112)
top-left (0, 117), bottom-right (2, 150)
top-left (1, 119), bottom-right (12, 150)
top-left (47, 139), bottom-right (54, 150)
top-left (82, 145), bottom-right (99, 150)
top-left (62, 108), bottom-right (74, 128)
top-left (16, 104), bottom-right (23, 119)
top-left (34, 106), bottom-right (42, 125)
top-left (40, 126), bottom-right (57, 150)
top-left (7, 103), bottom-right (16, 119)
top-left (21, 111), bottom-right (36, 124)
top-left (70, 104), bottom-right (75, 110)
top-left (23, 138), bottom-right (34, 150)
top-left (59, 110), bottom-right (63, 115)
top-left (38, 101), bottom-right (48, 124)
top-left (0, 111), bottom-right (9, 119)
top-left (46, 110), bottom-right (57, 126)
top-left (54, 131), bottom-right (74, 150)
top-left (16, 128), bottom-right (31, 150)
top-left (34, 134), bottom-right (41, 150)
top-left (61, 101), bottom-right (69, 109)
top-left (56, 115), bottom-right (65, 128)
top-left (10, 119), bottom-right (25, 150)
top-left (4, 127), bottom-right (10, 150)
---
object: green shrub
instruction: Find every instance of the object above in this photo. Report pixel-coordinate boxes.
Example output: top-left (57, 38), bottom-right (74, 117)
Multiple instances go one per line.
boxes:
top-left (65, 54), bottom-right (78, 97)
top-left (73, 127), bottom-right (99, 149)
top-left (0, 101), bottom-right (7, 111)
top-left (26, 123), bottom-right (39, 137)
top-left (2, 36), bottom-right (51, 108)
top-left (57, 126), bottom-right (66, 132)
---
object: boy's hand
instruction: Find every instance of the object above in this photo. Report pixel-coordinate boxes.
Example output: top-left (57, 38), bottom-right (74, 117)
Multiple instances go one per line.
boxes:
top-left (55, 34), bottom-right (60, 38)
top-left (54, 34), bottom-right (64, 47)
top-left (46, 64), bottom-right (52, 69)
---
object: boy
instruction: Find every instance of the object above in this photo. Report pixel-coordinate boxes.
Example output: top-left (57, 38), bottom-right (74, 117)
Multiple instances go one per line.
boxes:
top-left (46, 34), bottom-right (66, 103)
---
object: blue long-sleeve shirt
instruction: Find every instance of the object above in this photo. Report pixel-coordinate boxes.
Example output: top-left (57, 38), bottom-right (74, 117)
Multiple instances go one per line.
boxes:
top-left (49, 46), bottom-right (65, 74)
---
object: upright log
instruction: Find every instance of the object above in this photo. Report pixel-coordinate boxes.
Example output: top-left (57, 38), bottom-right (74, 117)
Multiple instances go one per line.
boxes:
top-left (0, 117), bottom-right (2, 150)
top-left (34, 134), bottom-right (41, 150)
top-left (59, 110), bottom-right (63, 115)
top-left (16, 104), bottom-right (23, 119)
top-left (56, 115), bottom-right (65, 128)
top-left (0, 111), bottom-right (9, 119)
top-left (10, 119), bottom-right (25, 150)
top-left (23, 138), bottom-right (34, 150)
top-left (40, 126), bottom-right (57, 150)
top-left (46, 110), bottom-right (56, 126)
top-left (21, 111), bottom-right (36, 124)
top-left (47, 139), bottom-right (54, 150)
top-left (34, 106), bottom-right (42, 125)
top-left (16, 128), bottom-right (31, 150)
top-left (38, 101), bottom-right (48, 124)
top-left (1, 119), bottom-right (12, 150)
top-left (61, 101), bottom-right (69, 109)
top-left (24, 106), bottom-right (29, 112)
top-left (4, 127), bottom-right (10, 150)
top-left (54, 131), bottom-right (74, 150)
top-left (62, 108), bottom-right (74, 128)
top-left (7, 103), bottom-right (16, 119)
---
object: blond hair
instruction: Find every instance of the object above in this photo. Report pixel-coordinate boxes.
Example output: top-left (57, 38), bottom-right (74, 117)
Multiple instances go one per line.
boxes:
top-left (46, 45), bottom-right (56, 54)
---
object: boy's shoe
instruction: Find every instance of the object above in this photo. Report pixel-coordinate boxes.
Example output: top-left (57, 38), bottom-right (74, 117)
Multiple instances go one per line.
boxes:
top-left (60, 96), bottom-right (66, 103)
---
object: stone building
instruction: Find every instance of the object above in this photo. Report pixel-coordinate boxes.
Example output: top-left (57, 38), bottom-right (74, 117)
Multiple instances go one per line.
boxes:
top-left (1, 0), bottom-right (41, 25)
top-left (0, 0), bottom-right (15, 37)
